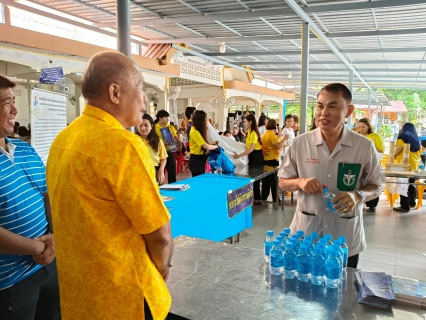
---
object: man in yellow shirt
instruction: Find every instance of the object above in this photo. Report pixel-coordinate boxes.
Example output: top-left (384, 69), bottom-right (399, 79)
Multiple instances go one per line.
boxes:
top-left (46, 52), bottom-right (173, 320)
top-left (155, 110), bottom-right (178, 183)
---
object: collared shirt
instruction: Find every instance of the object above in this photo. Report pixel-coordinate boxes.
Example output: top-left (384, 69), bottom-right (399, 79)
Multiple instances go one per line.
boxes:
top-left (189, 127), bottom-right (207, 155)
top-left (246, 130), bottom-right (262, 151)
top-left (0, 138), bottom-right (48, 290)
top-left (262, 130), bottom-right (280, 161)
top-left (278, 127), bottom-right (385, 257)
top-left (46, 105), bottom-right (171, 320)
top-left (139, 136), bottom-right (168, 167)
top-left (155, 123), bottom-right (177, 152)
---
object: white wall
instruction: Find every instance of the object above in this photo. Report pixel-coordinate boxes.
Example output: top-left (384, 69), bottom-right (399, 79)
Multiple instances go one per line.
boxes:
top-left (12, 84), bottom-right (30, 127)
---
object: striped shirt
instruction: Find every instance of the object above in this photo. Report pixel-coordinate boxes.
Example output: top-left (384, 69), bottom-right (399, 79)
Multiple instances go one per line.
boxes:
top-left (0, 138), bottom-right (48, 290)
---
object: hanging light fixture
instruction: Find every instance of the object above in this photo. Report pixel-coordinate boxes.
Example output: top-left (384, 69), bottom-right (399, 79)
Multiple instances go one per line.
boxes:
top-left (219, 42), bottom-right (226, 53)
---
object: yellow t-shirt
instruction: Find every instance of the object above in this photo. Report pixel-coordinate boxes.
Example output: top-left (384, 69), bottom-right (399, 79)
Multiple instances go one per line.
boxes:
top-left (366, 132), bottom-right (385, 153)
top-left (189, 127), bottom-right (207, 155)
top-left (46, 105), bottom-right (171, 320)
top-left (395, 138), bottom-right (422, 170)
top-left (262, 130), bottom-right (280, 161)
top-left (246, 129), bottom-right (262, 151)
top-left (140, 136), bottom-right (168, 166)
top-left (155, 123), bottom-right (177, 151)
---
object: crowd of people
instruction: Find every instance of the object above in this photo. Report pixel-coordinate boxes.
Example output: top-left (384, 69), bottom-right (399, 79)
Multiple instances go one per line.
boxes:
top-left (0, 50), bottom-right (420, 320)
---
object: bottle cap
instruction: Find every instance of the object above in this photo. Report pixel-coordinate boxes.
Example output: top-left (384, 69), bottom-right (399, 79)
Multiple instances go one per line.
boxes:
top-left (299, 245), bottom-right (308, 252)
top-left (328, 249), bottom-right (337, 257)
top-left (284, 228), bottom-right (291, 234)
top-left (319, 238), bottom-right (327, 244)
top-left (303, 240), bottom-right (310, 247)
top-left (305, 236), bottom-right (312, 242)
top-left (267, 230), bottom-right (274, 237)
top-left (339, 236), bottom-right (346, 244)
top-left (291, 234), bottom-right (299, 239)
top-left (273, 240), bottom-right (280, 245)
top-left (276, 236), bottom-right (283, 242)
top-left (323, 187), bottom-right (328, 194)
top-left (290, 238), bottom-right (297, 245)
top-left (324, 234), bottom-right (332, 241)
top-left (297, 230), bottom-right (304, 237)
top-left (311, 232), bottom-right (318, 239)
top-left (286, 242), bottom-right (294, 249)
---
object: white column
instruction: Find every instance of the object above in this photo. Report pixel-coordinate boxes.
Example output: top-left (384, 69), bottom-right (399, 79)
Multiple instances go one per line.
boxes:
top-left (218, 98), bottom-right (225, 131)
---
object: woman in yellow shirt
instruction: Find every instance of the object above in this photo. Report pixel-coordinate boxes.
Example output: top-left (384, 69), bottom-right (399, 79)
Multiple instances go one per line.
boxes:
top-left (262, 119), bottom-right (288, 203)
top-left (189, 110), bottom-right (218, 177)
top-left (234, 113), bottom-right (263, 204)
top-left (357, 118), bottom-right (385, 212)
top-left (393, 122), bottom-right (422, 212)
top-left (137, 114), bottom-right (168, 184)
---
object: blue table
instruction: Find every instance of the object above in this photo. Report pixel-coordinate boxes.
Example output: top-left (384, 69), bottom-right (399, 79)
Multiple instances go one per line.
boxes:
top-left (161, 174), bottom-right (253, 242)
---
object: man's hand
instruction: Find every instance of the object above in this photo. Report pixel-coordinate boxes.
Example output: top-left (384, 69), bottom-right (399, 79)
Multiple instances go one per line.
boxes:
top-left (161, 263), bottom-right (172, 281)
top-left (297, 178), bottom-right (327, 194)
top-left (332, 191), bottom-right (359, 214)
top-left (33, 234), bottom-right (55, 266)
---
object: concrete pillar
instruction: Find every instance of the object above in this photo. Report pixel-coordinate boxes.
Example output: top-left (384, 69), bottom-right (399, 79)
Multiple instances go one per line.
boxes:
top-left (218, 97), bottom-right (225, 131)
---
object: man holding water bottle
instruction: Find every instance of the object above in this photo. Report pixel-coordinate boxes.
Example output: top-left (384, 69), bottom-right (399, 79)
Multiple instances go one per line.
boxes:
top-left (278, 83), bottom-right (385, 268)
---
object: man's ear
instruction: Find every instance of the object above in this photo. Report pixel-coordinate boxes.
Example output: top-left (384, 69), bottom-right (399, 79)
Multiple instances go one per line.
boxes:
top-left (346, 104), bottom-right (355, 118)
top-left (108, 83), bottom-right (120, 104)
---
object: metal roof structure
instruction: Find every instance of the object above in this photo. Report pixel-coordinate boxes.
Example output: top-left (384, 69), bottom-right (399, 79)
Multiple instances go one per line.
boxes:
top-left (16, 0), bottom-right (426, 94)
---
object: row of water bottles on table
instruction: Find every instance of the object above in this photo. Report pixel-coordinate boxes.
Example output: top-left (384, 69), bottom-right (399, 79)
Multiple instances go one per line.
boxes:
top-left (264, 229), bottom-right (348, 289)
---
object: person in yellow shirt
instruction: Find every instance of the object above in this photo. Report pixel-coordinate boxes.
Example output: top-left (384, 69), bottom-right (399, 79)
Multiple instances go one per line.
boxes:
top-left (234, 113), bottom-right (263, 204)
top-left (262, 119), bottom-right (288, 203)
top-left (46, 52), bottom-right (173, 320)
top-left (189, 110), bottom-right (218, 177)
top-left (137, 114), bottom-right (168, 184)
top-left (357, 118), bottom-right (385, 212)
top-left (155, 110), bottom-right (178, 183)
top-left (393, 122), bottom-right (422, 212)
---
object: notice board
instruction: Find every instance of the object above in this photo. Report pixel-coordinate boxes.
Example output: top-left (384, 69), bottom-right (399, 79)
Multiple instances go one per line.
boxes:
top-left (30, 89), bottom-right (67, 164)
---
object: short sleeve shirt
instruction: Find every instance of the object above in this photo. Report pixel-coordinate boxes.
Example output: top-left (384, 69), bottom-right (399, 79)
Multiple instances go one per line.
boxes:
top-left (140, 136), bottom-right (168, 166)
top-left (395, 138), bottom-right (421, 170)
top-left (278, 127), bottom-right (385, 257)
top-left (246, 130), bottom-right (262, 150)
top-left (366, 133), bottom-right (385, 153)
top-left (262, 130), bottom-right (280, 161)
top-left (189, 127), bottom-right (207, 155)
top-left (46, 105), bottom-right (171, 320)
top-left (155, 123), bottom-right (177, 151)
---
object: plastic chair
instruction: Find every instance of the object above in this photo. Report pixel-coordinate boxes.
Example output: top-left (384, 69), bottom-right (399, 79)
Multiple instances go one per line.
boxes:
top-left (175, 152), bottom-right (187, 174)
top-left (415, 181), bottom-right (426, 209)
top-left (384, 188), bottom-right (399, 207)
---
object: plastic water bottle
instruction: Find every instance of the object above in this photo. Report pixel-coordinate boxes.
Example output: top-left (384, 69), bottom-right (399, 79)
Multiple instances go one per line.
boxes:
top-left (332, 243), bottom-right (344, 271)
top-left (269, 240), bottom-right (284, 275)
top-left (338, 236), bottom-right (349, 268)
top-left (296, 245), bottom-right (311, 282)
top-left (317, 238), bottom-right (327, 249)
top-left (325, 249), bottom-right (342, 288)
top-left (311, 246), bottom-right (325, 286)
top-left (283, 228), bottom-right (291, 240)
top-left (290, 237), bottom-right (299, 254)
top-left (302, 239), bottom-right (312, 257)
top-left (264, 230), bottom-right (274, 262)
top-left (324, 234), bottom-right (334, 249)
top-left (323, 188), bottom-right (337, 212)
top-left (311, 232), bottom-right (319, 245)
top-left (296, 230), bottom-right (305, 243)
top-left (419, 161), bottom-right (424, 173)
top-left (317, 244), bottom-right (327, 260)
top-left (276, 235), bottom-right (284, 251)
top-left (215, 166), bottom-right (223, 175)
top-left (283, 242), bottom-right (297, 279)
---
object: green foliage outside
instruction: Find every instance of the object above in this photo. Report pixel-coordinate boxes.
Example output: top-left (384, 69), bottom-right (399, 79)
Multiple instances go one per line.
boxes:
top-left (377, 124), bottom-right (394, 140)
top-left (379, 89), bottom-right (426, 125)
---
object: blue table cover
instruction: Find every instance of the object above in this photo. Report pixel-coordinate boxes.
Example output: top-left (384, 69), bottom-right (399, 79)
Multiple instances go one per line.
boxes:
top-left (161, 174), bottom-right (253, 242)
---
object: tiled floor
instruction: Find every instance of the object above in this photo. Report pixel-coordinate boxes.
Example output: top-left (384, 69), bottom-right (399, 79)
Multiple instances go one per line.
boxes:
top-left (175, 171), bottom-right (426, 280)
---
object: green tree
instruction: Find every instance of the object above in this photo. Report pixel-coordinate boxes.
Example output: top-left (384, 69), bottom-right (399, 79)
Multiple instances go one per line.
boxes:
top-left (379, 89), bottom-right (426, 124)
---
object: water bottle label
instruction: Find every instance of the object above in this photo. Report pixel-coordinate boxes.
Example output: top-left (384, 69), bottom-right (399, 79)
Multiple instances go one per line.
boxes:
top-left (270, 255), bottom-right (284, 268)
top-left (326, 268), bottom-right (341, 280)
top-left (311, 264), bottom-right (324, 276)
top-left (284, 259), bottom-right (297, 270)
top-left (297, 264), bottom-right (310, 274)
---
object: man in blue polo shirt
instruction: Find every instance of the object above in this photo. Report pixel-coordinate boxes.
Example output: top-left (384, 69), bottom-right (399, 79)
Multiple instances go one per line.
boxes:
top-left (0, 75), bottom-right (60, 319)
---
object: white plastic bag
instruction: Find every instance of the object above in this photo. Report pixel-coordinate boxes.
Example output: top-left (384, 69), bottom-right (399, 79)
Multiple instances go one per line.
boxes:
top-left (206, 122), bottom-right (248, 165)
top-left (385, 177), bottom-right (409, 197)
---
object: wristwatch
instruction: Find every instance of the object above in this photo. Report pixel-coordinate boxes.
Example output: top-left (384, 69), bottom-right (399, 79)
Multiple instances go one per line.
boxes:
top-left (355, 190), bottom-right (366, 203)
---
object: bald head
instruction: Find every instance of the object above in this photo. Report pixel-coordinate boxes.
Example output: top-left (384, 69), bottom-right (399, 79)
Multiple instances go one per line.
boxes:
top-left (81, 51), bottom-right (139, 100)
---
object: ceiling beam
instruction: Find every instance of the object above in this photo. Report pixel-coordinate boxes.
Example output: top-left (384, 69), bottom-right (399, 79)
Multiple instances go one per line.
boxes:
top-left (284, 0), bottom-right (371, 90)
top-left (254, 68), bottom-right (426, 73)
top-left (144, 28), bottom-right (426, 44)
top-left (96, 0), bottom-right (425, 28)
top-left (237, 60), bottom-right (426, 65)
top-left (1, 0), bottom-right (147, 46)
top-left (203, 47), bottom-right (426, 57)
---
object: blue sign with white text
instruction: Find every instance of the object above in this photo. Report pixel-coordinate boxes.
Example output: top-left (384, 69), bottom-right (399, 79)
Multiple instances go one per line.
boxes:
top-left (39, 67), bottom-right (64, 84)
